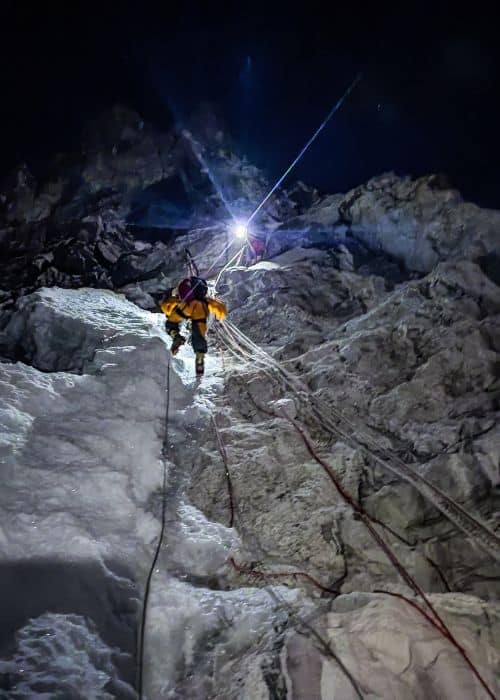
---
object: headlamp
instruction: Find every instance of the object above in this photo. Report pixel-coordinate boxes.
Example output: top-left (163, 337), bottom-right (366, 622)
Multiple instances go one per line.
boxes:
top-left (232, 222), bottom-right (248, 239)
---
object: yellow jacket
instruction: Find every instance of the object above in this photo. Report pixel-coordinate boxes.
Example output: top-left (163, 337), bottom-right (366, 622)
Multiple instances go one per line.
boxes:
top-left (160, 296), bottom-right (227, 336)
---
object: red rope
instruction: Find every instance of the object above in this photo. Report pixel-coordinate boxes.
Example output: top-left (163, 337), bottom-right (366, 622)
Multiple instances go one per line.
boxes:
top-left (229, 556), bottom-right (341, 596)
top-left (283, 411), bottom-right (497, 700)
top-left (211, 415), bottom-right (235, 527)
top-left (215, 352), bottom-right (495, 697)
top-left (374, 590), bottom-right (496, 700)
top-left (213, 415), bottom-right (344, 595)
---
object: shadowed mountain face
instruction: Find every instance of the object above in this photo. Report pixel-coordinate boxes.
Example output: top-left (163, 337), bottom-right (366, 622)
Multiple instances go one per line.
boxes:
top-left (0, 105), bottom-right (499, 699)
top-left (1, 104), bottom-right (498, 310)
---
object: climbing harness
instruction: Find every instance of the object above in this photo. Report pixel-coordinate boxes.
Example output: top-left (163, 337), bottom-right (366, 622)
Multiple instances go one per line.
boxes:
top-left (136, 358), bottom-right (171, 699)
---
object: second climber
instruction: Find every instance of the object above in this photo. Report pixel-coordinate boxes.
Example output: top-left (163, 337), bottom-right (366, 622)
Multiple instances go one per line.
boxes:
top-left (159, 277), bottom-right (227, 376)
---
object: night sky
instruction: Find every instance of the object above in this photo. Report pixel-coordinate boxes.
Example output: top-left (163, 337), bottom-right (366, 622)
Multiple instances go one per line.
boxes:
top-left (1, 2), bottom-right (499, 206)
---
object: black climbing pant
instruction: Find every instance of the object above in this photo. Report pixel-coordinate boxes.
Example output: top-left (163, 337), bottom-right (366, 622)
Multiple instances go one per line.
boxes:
top-left (191, 321), bottom-right (208, 354)
top-left (166, 320), bottom-right (207, 354)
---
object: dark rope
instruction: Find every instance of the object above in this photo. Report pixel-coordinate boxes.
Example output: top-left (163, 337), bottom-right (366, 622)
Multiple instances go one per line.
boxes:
top-left (230, 556), bottom-right (343, 596)
top-left (212, 411), bottom-right (344, 594)
top-left (283, 411), bottom-right (497, 700)
top-left (136, 358), bottom-right (171, 698)
top-left (212, 414), bottom-right (235, 527)
top-left (214, 413), bottom-right (362, 696)
top-left (374, 590), bottom-right (497, 700)
top-left (264, 587), bottom-right (365, 700)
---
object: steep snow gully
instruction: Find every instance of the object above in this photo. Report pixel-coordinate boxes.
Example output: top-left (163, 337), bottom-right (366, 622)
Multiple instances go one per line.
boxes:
top-left (1, 243), bottom-right (499, 698)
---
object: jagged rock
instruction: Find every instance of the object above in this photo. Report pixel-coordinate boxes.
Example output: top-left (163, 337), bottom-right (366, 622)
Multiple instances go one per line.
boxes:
top-left (276, 173), bottom-right (500, 275)
top-left (81, 105), bottom-right (173, 195)
top-left (190, 256), bottom-right (500, 603)
top-left (111, 243), bottom-right (170, 287)
top-left (0, 164), bottom-right (64, 225)
top-left (95, 236), bottom-right (124, 266)
top-left (338, 172), bottom-right (500, 272)
top-left (52, 241), bottom-right (99, 276)
top-left (282, 592), bottom-right (500, 700)
top-left (1, 104), bottom-right (500, 698)
top-left (285, 180), bottom-right (321, 213)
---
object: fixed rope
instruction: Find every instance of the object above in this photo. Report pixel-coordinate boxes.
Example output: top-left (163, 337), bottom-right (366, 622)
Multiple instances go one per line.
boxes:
top-left (211, 397), bottom-right (362, 697)
top-left (283, 410), bottom-right (496, 699)
top-left (212, 412), bottom-right (343, 594)
top-left (213, 327), bottom-right (497, 699)
top-left (136, 358), bottom-right (171, 698)
top-left (214, 319), bottom-right (500, 562)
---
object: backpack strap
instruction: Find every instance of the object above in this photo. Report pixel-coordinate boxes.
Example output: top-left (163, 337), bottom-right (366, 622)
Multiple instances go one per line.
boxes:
top-left (174, 305), bottom-right (190, 320)
top-left (175, 301), bottom-right (209, 324)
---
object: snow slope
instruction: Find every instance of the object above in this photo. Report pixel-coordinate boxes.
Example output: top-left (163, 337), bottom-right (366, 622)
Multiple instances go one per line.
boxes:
top-left (0, 288), bottom-right (169, 696)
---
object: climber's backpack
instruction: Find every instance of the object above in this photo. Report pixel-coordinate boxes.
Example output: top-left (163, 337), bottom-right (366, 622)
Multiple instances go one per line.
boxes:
top-left (190, 276), bottom-right (208, 301)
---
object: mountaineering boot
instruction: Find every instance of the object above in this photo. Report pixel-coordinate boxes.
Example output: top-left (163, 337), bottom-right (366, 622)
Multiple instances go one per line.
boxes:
top-left (195, 352), bottom-right (205, 376)
top-left (170, 333), bottom-right (186, 356)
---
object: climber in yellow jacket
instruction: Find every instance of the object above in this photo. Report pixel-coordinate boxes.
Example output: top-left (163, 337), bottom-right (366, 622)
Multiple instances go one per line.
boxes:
top-left (159, 277), bottom-right (227, 376)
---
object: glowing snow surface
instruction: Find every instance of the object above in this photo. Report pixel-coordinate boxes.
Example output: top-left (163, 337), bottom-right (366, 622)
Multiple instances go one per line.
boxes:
top-left (0, 613), bottom-right (135, 699)
top-left (0, 288), bottom-right (175, 697)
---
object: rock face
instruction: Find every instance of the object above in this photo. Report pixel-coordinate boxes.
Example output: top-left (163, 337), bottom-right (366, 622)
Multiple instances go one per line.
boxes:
top-left (274, 172), bottom-right (500, 274)
top-left (340, 172), bottom-right (500, 272)
top-left (176, 251), bottom-right (499, 698)
top-left (278, 173), bottom-right (500, 272)
top-left (0, 106), bottom-right (298, 316)
top-left (1, 106), bottom-right (500, 698)
top-left (0, 260), bottom-right (499, 697)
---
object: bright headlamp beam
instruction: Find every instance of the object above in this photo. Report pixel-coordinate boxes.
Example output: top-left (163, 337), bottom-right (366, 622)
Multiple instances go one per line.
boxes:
top-left (246, 72), bottom-right (362, 226)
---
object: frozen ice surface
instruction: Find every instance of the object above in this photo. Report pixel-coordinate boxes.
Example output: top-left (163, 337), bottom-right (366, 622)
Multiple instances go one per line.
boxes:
top-left (167, 502), bottom-right (239, 578)
top-left (144, 578), bottom-right (299, 699)
top-left (0, 613), bottom-right (136, 699)
top-left (0, 287), bottom-right (180, 693)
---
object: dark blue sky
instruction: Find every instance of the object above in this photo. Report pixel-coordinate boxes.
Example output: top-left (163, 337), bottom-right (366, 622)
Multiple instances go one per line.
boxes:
top-left (1, 2), bottom-right (499, 206)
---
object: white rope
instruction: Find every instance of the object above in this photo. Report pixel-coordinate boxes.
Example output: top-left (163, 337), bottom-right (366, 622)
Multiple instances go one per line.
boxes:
top-left (216, 319), bottom-right (500, 562)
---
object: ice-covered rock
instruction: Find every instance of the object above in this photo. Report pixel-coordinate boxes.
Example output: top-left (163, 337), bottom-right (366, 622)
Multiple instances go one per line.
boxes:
top-left (1, 249), bottom-right (500, 697)
top-left (0, 613), bottom-right (136, 699)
